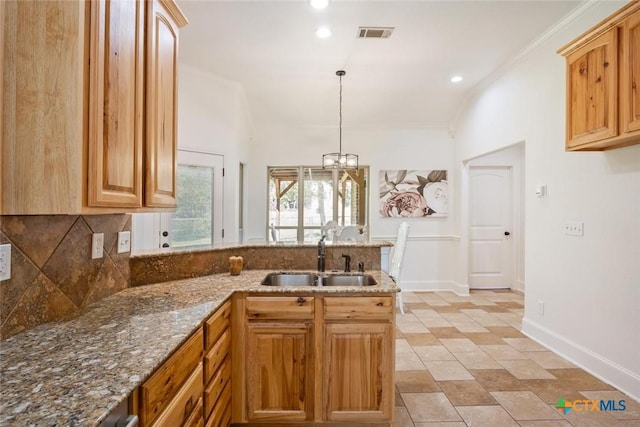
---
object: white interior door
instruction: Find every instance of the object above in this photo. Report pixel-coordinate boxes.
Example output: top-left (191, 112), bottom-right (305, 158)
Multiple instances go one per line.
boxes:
top-left (468, 166), bottom-right (513, 289)
top-left (159, 150), bottom-right (224, 248)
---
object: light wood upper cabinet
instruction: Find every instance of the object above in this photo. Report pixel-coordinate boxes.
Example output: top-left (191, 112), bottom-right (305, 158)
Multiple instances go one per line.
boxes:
top-left (0, 0), bottom-right (187, 214)
top-left (146, 0), bottom-right (186, 207)
top-left (621, 8), bottom-right (640, 133)
top-left (559, 2), bottom-right (640, 151)
top-left (88, 0), bottom-right (144, 207)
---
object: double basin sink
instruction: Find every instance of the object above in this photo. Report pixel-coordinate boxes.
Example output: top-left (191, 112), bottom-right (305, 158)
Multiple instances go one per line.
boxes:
top-left (261, 272), bottom-right (377, 287)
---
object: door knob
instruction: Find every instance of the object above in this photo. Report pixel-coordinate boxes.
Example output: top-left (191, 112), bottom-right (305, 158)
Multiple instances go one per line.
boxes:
top-left (504, 231), bottom-right (511, 236)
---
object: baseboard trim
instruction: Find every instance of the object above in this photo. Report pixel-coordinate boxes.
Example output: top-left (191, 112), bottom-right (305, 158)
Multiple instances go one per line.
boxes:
top-left (522, 317), bottom-right (640, 402)
top-left (399, 280), bottom-right (469, 296)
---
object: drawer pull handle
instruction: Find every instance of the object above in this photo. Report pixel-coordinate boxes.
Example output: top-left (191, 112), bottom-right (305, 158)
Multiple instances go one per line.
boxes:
top-left (376, 302), bottom-right (384, 306)
top-left (184, 397), bottom-right (193, 417)
top-left (296, 297), bottom-right (306, 305)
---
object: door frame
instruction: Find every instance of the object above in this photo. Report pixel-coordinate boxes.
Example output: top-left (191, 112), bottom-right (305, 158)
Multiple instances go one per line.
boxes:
top-left (461, 142), bottom-right (525, 292)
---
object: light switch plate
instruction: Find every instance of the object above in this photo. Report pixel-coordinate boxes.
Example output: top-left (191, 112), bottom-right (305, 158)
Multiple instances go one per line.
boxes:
top-left (117, 231), bottom-right (131, 254)
top-left (0, 244), bottom-right (11, 281)
top-left (564, 221), bottom-right (584, 236)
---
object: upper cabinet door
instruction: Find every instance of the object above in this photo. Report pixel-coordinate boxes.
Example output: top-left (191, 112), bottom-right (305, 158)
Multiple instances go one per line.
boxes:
top-left (145, 0), bottom-right (187, 207)
top-left (88, 0), bottom-right (144, 207)
top-left (565, 29), bottom-right (618, 148)
top-left (621, 9), bottom-right (640, 134)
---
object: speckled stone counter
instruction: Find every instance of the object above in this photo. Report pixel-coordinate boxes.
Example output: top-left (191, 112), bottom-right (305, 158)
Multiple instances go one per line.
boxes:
top-left (0, 270), bottom-right (398, 426)
top-left (130, 240), bottom-right (393, 287)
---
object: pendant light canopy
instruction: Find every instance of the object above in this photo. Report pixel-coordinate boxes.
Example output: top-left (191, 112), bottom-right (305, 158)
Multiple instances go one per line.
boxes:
top-left (322, 70), bottom-right (358, 169)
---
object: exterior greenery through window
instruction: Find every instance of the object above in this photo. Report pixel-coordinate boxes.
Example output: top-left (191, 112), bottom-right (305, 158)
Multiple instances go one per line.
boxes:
top-left (268, 166), bottom-right (369, 242)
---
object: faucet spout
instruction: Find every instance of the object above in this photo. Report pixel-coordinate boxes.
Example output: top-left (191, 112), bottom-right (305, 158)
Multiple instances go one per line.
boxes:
top-left (317, 235), bottom-right (326, 272)
top-left (341, 254), bottom-right (351, 272)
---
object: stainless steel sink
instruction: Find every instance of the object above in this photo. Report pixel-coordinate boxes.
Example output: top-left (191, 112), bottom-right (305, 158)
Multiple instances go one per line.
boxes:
top-left (261, 272), bottom-right (320, 286)
top-left (322, 274), bottom-right (377, 287)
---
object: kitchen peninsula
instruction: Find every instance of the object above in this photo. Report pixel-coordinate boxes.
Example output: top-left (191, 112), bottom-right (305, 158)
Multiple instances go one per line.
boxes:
top-left (0, 241), bottom-right (398, 426)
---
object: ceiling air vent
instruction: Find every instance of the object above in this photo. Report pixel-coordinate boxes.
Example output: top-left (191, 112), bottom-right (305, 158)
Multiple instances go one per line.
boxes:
top-left (357, 27), bottom-right (394, 39)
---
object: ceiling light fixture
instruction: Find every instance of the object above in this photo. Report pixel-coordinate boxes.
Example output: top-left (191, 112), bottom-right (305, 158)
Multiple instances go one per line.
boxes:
top-left (315, 26), bottom-right (332, 39)
top-left (322, 70), bottom-right (358, 170)
top-left (450, 75), bottom-right (463, 83)
top-left (310, 0), bottom-right (329, 10)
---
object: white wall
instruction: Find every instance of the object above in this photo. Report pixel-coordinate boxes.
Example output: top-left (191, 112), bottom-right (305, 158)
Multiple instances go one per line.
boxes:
top-left (178, 65), bottom-right (252, 241)
top-left (132, 65), bottom-right (252, 251)
top-left (247, 126), bottom-right (464, 293)
top-left (453, 1), bottom-right (640, 399)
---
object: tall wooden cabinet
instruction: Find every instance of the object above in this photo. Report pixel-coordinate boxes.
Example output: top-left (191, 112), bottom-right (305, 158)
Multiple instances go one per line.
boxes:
top-left (0, 0), bottom-right (187, 214)
top-left (559, 2), bottom-right (640, 151)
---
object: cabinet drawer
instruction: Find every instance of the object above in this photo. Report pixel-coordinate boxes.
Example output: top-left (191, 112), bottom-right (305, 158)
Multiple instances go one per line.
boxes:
top-left (246, 296), bottom-right (314, 320)
top-left (205, 300), bottom-right (231, 351)
top-left (324, 296), bottom-right (393, 320)
top-left (204, 329), bottom-right (230, 382)
top-left (140, 328), bottom-right (204, 425)
top-left (204, 358), bottom-right (231, 420)
top-left (151, 363), bottom-right (204, 427)
top-left (205, 381), bottom-right (231, 427)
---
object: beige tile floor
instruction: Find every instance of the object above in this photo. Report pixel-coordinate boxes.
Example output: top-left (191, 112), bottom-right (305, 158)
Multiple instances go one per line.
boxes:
top-left (394, 290), bottom-right (640, 427)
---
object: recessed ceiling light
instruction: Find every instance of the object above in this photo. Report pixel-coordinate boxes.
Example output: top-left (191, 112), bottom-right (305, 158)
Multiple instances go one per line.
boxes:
top-left (316, 27), bottom-right (332, 39)
top-left (310, 0), bottom-right (329, 9)
top-left (450, 75), bottom-right (463, 83)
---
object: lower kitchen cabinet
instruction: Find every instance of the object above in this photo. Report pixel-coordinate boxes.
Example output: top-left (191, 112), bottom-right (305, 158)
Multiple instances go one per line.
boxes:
top-left (137, 328), bottom-right (204, 426)
top-left (246, 323), bottom-right (314, 421)
top-left (232, 293), bottom-right (395, 425)
top-left (132, 299), bottom-right (232, 427)
top-left (323, 323), bottom-right (393, 422)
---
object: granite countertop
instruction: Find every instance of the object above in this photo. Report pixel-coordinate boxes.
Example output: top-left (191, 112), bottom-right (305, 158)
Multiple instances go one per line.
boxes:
top-left (132, 239), bottom-right (393, 258)
top-left (0, 270), bottom-right (398, 426)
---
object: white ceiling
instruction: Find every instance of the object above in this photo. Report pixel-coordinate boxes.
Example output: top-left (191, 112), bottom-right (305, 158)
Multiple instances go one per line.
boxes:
top-left (177, 0), bottom-right (582, 129)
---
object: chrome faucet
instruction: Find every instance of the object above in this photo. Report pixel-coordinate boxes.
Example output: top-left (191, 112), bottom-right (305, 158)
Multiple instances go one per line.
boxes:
top-left (317, 234), bottom-right (326, 272)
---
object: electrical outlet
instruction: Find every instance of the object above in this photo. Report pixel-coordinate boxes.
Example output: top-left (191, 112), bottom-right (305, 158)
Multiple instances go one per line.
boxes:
top-left (91, 233), bottom-right (104, 259)
top-left (538, 300), bottom-right (544, 316)
top-left (564, 221), bottom-right (584, 236)
top-left (117, 231), bottom-right (131, 254)
top-left (0, 244), bottom-right (11, 281)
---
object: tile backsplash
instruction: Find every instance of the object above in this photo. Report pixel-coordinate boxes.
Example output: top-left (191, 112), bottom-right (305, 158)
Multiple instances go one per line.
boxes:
top-left (0, 214), bottom-right (131, 340)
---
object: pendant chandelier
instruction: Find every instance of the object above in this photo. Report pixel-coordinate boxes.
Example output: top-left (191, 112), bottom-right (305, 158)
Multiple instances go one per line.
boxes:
top-left (322, 70), bottom-right (358, 169)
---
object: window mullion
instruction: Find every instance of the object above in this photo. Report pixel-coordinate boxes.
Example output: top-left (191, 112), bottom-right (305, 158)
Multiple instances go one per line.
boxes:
top-left (298, 166), bottom-right (305, 242)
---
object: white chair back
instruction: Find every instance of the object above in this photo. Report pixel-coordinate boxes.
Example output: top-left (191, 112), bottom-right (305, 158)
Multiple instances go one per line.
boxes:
top-left (389, 222), bottom-right (409, 280)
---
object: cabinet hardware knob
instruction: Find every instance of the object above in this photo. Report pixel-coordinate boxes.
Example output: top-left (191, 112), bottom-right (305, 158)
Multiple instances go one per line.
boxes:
top-left (296, 297), bottom-right (306, 305)
top-left (162, 231), bottom-right (169, 237)
top-left (504, 231), bottom-right (511, 236)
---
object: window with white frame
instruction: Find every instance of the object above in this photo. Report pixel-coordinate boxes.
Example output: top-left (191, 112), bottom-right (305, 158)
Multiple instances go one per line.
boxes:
top-left (267, 166), bottom-right (369, 242)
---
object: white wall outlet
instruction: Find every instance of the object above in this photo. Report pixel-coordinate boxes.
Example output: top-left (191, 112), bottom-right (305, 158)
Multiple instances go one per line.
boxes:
top-left (117, 231), bottom-right (131, 254)
top-left (538, 300), bottom-right (544, 316)
top-left (91, 233), bottom-right (104, 259)
top-left (0, 244), bottom-right (11, 281)
top-left (564, 221), bottom-right (584, 236)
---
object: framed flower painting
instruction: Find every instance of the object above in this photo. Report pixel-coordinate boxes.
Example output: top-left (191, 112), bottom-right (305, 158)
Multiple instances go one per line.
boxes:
top-left (379, 170), bottom-right (448, 218)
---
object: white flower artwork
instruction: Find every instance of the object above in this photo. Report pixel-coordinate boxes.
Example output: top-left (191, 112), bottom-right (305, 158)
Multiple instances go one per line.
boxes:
top-left (379, 170), bottom-right (448, 218)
